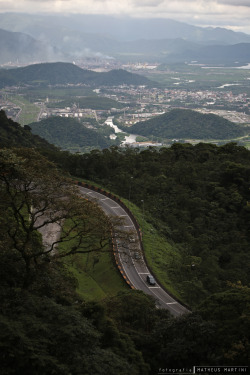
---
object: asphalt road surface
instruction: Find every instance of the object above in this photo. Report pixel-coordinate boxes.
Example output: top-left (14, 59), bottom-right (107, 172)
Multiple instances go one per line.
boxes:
top-left (79, 186), bottom-right (189, 317)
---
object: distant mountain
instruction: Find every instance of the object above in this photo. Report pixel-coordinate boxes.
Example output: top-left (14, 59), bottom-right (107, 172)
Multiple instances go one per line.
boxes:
top-left (0, 28), bottom-right (66, 65)
top-left (0, 63), bottom-right (154, 88)
top-left (0, 109), bottom-right (58, 150)
top-left (172, 42), bottom-right (250, 65)
top-left (129, 109), bottom-right (246, 140)
top-left (30, 116), bottom-right (110, 152)
top-left (1, 14), bottom-right (250, 65)
top-left (1, 13), bottom-right (250, 45)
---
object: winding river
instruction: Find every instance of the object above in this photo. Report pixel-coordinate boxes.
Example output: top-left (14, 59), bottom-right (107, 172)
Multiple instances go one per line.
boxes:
top-left (105, 117), bottom-right (137, 144)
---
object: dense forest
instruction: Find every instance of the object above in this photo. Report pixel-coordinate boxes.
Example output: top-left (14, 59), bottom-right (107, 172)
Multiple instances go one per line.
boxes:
top-left (129, 108), bottom-right (247, 139)
top-left (0, 109), bottom-right (58, 151)
top-left (64, 143), bottom-right (250, 305)
top-left (30, 116), bottom-right (110, 152)
top-left (0, 110), bottom-right (250, 373)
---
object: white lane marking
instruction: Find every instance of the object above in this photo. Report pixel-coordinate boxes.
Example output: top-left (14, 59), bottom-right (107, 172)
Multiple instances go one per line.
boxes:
top-left (120, 215), bottom-right (128, 217)
top-left (101, 198), bottom-right (109, 201)
top-left (148, 286), bottom-right (160, 289)
top-left (134, 263), bottom-right (183, 313)
top-left (79, 188), bottom-right (187, 315)
top-left (167, 302), bottom-right (178, 305)
top-left (124, 225), bottom-right (134, 228)
top-left (138, 272), bottom-right (149, 275)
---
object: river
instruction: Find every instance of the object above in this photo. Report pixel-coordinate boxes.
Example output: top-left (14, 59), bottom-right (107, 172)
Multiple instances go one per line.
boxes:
top-left (105, 117), bottom-right (137, 144)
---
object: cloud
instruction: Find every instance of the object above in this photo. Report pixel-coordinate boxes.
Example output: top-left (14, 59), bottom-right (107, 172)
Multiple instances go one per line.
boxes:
top-left (218, 0), bottom-right (250, 6)
top-left (131, 0), bottom-right (164, 6)
top-left (0, 0), bottom-right (250, 34)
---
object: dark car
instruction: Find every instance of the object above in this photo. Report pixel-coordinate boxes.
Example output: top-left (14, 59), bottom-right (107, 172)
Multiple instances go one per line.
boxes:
top-left (146, 275), bottom-right (156, 285)
top-left (134, 251), bottom-right (141, 260)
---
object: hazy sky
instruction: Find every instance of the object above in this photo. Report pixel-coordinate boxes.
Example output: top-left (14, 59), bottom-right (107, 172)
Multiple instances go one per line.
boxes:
top-left (1, 0), bottom-right (250, 34)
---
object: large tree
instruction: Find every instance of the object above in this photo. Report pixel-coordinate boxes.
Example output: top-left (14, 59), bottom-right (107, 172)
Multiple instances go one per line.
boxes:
top-left (0, 148), bottom-right (115, 288)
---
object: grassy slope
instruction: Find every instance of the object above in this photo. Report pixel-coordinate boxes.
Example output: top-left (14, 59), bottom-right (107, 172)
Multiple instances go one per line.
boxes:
top-left (66, 251), bottom-right (128, 301)
top-left (58, 209), bottom-right (129, 302)
top-left (10, 96), bottom-right (40, 125)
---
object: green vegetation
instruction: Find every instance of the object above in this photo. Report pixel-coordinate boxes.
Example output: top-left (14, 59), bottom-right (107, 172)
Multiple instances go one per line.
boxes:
top-left (8, 95), bottom-right (40, 125)
top-left (129, 108), bottom-right (247, 140)
top-left (23, 86), bottom-right (96, 100)
top-left (146, 63), bottom-right (250, 93)
top-left (0, 109), bottom-right (58, 151)
top-left (120, 198), bottom-right (184, 301)
top-left (64, 251), bottom-right (128, 301)
top-left (30, 116), bottom-right (110, 152)
top-left (46, 96), bottom-right (125, 110)
top-left (66, 144), bottom-right (250, 307)
top-left (1, 110), bottom-right (250, 371)
top-left (0, 62), bottom-right (154, 88)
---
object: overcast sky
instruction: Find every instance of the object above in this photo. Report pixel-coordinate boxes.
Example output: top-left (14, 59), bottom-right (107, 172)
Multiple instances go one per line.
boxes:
top-left (1, 0), bottom-right (250, 35)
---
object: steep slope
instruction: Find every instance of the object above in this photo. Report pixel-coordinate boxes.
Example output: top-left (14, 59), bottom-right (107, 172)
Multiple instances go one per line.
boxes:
top-left (129, 109), bottom-right (246, 140)
top-left (0, 109), bottom-right (58, 150)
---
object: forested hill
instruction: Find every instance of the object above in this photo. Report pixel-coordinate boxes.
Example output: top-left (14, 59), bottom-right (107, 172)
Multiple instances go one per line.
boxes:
top-left (129, 108), bottom-right (246, 139)
top-left (0, 109), bottom-right (58, 151)
top-left (0, 62), bottom-right (154, 88)
top-left (30, 116), bottom-right (110, 152)
top-left (1, 109), bottom-right (250, 370)
top-left (70, 143), bottom-right (250, 306)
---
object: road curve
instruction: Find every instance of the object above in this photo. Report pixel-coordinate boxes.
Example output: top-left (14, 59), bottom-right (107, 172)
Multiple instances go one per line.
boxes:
top-left (78, 185), bottom-right (189, 317)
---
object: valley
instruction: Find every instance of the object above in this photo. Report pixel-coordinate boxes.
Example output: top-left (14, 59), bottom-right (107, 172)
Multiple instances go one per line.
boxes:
top-left (1, 62), bottom-right (250, 150)
top-left (1, 10), bottom-right (250, 372)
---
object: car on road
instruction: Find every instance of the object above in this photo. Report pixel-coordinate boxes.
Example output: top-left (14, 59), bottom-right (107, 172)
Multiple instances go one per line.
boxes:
top-left (146, 275), bottom-right (156, 285)
top-left (134, 251), bottom-right (141, 260)
top-left (129, 236), bottom-right (136, 243)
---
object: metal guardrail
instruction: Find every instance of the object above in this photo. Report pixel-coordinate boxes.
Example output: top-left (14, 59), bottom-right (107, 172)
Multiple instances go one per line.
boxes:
top-left (76, 180), bottom-right (191, 312)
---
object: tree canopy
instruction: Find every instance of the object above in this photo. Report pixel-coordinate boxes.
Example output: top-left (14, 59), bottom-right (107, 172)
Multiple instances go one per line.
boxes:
top-left (129, 108), bottom-right (246, 139)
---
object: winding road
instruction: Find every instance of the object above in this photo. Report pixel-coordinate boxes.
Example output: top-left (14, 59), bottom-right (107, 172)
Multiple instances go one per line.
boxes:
top-left (78, 185), bottom-right (189, 317)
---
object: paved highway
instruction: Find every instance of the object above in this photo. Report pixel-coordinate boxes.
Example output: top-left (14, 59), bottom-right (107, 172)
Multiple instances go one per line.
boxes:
top-left (79, 185), bottom-right (189, 317)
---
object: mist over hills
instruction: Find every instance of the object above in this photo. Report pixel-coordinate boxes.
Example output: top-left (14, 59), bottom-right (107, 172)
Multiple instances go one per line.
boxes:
top-left (1, 13), bottom-right (250, 44)
top-left (1, 13), bottom-right (250, 65)
top-left (0, 28), bottom-right (67, 65)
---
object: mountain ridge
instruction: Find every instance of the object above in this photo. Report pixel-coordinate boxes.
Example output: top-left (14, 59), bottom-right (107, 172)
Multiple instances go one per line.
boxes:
top-left (0, 62), bottom-right (154, 87)
top-left (1, 13), bottom-right (250, 44)
top-left (1, 13), bottom-right (250, 65)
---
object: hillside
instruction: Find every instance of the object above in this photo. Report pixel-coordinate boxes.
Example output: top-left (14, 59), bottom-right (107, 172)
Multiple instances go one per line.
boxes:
top-left (0, 109), bottom-right (58, 151)
top-left (71, 143), bottom-right (250, 307)
top-left (1, 109), bottom-right (250, 369)
top-left (175, 42), bottom-right (250, 65)
top-left (129, 109), bottom-right (246, 139)
top-left (0, 63), bottom-right (154, 88)
top-left (0, 28), bottom-right (65, 65)
top-left (30, 116), bottom-right (110, 152)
